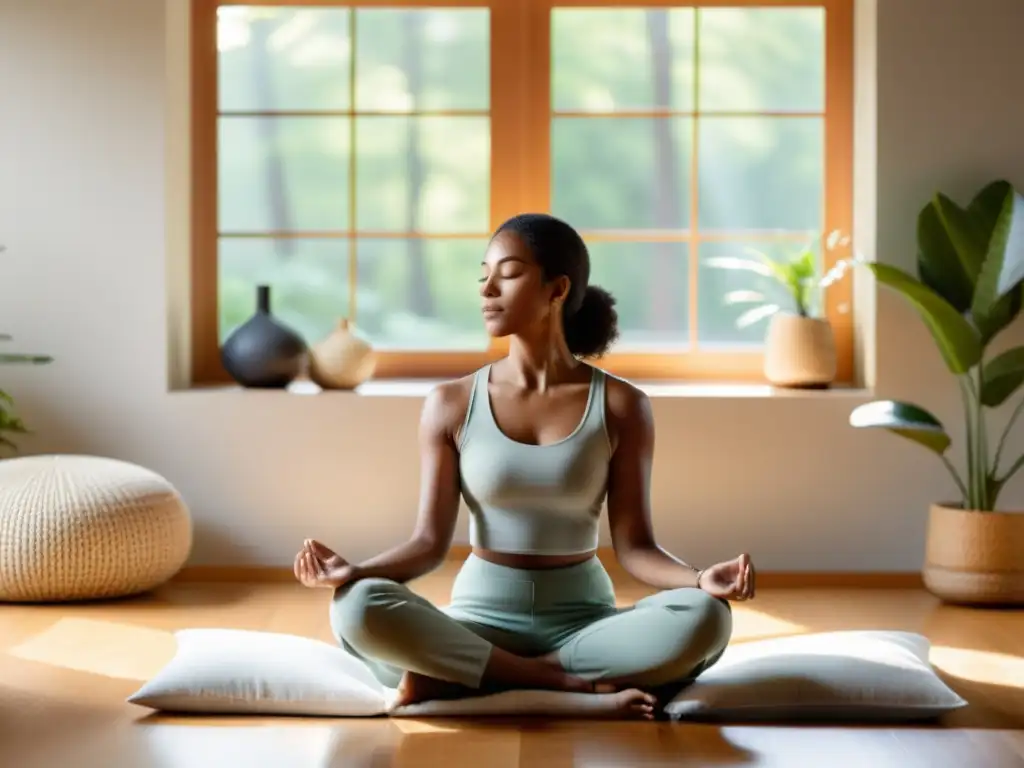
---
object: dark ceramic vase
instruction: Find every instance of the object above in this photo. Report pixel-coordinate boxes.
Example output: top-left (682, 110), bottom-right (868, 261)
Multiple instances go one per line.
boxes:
top-left (221, 285), bottom-right (307, 388)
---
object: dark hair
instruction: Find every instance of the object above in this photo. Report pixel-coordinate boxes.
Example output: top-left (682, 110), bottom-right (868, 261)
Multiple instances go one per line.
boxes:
top-left (492, 213), bottom-right (619, 358)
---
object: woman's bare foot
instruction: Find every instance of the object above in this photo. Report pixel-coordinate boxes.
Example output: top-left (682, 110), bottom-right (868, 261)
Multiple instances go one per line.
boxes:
top-left (535, 651), bottom-right (658, 719)
top-left (559, 674), bottom-right (617, 695)
top-left (391, 669), bottom-right (583, 709)
top-left (392, 671), bottom-right (657, 720)
top-left (391, 661), bottom-right (656, 718)
top-left (393, 671), bottom-right (473, 708)
top-left (604, 688), bottom-right (658, 720)
top-left (550, 667), bottom-right (657, 719)
top-left (535, 650), bottom-right (618, 694)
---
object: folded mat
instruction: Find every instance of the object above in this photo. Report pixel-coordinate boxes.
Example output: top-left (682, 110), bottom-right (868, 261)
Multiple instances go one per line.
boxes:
top-left (127, 628), bottom-right (967, 722)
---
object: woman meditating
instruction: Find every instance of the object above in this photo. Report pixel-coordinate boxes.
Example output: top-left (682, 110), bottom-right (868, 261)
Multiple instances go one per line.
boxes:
top-left (294, 213), bottom-right (756, 719)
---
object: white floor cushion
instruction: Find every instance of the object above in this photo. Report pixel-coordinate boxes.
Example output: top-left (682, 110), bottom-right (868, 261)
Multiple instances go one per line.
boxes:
top-left (127, 628), bottom-right (967, 721)
top-left (663, 630), bottom-right (968, 722)
top-left (128, 629), bottom-right (392, 716)
top-left (126, 628), bottom-right (624, 718)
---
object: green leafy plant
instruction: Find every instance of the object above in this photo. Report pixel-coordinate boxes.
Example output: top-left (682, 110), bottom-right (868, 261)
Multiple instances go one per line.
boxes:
top-left (704, 232), bottom-right (853, 329)
top-left (1, 245), bottom-right (53, 453)
top-left (849, 179), bottom-right (1024, 512)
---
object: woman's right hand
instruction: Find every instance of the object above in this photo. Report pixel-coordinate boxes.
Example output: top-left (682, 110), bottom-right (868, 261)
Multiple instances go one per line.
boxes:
top-left (294, 539), bottom-right (354, 589)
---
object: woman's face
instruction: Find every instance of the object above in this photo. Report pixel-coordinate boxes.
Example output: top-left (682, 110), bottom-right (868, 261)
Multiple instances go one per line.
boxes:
top-left (479, 231), bottom-right (568, 339)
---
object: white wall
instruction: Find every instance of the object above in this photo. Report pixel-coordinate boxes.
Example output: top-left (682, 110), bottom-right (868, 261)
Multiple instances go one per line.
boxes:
top-left (2, 0), bottom-right (1024, 571)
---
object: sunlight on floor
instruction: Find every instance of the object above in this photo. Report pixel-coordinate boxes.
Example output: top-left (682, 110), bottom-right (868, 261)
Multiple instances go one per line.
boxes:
top-left (139, 724), bottom-right (398, 768)
top-left (730, 607), bottom-right (807, 642)
top-left (7, 617), bottom-right (177, 681)
top-left (138, 721), bottom-right (510, 768)
top-left (931, 646), bottom-right (1024, 689)
top-left (390, 719), bottom-right (462, 735)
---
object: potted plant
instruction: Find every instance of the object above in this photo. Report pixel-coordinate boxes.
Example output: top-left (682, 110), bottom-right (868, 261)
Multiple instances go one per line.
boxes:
top-left (849, 179), bottom-right (1024, 605)
top-left (1, 245), bottom-right (52, 454)
top-left (705, 234), bottom-right (853, 388)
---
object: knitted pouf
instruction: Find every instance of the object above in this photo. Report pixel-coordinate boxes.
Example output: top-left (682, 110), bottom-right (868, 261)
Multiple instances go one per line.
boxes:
top-left (0, 454), bottom-right (193, 602)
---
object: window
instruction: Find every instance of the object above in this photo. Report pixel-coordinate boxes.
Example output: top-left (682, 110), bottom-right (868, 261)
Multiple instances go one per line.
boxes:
top-left (190, 0), bottom-right (854, 385)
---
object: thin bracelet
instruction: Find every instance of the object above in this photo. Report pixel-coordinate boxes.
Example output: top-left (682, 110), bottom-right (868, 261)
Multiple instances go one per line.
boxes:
top-left (695, 568), bottom-right (705, 589)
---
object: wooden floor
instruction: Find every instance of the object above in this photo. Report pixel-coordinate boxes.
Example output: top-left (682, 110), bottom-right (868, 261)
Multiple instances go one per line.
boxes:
top-left (2, 557), bottom-right (1023, 768)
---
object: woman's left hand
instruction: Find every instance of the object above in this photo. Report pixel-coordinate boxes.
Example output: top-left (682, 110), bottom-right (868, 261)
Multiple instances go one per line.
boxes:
top-left (698, 553), bottom-right (755, 601)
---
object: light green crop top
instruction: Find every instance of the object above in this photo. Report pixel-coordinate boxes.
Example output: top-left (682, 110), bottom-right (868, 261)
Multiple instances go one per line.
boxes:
top-left (457, 364), bottom-right (611, 555)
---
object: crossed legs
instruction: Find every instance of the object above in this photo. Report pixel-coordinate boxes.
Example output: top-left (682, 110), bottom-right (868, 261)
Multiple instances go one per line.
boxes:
top-left (329, 576), bottom-right (732, 714)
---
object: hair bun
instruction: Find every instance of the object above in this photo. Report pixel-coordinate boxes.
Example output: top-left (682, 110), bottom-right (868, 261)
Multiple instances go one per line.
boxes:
top-left (564, 285), bottom-right (619, 358)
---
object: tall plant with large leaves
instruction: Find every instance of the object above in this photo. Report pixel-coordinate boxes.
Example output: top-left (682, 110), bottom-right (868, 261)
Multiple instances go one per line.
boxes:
top-left (850, 180), bottom-right (1024, 511)
top-left (0, 245), bottom-right (53, 453)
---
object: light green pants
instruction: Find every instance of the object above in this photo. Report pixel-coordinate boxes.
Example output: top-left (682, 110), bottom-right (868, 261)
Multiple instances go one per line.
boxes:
top-left (329, 553), bottom-right (732, 691)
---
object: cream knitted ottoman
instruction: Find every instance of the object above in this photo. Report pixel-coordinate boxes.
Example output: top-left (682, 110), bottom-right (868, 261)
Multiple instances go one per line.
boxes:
top-left (0, 454), bottom-right (193, 602)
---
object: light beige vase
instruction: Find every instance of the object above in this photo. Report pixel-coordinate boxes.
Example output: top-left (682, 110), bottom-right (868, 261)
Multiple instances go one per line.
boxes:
top-left (763, 313), bottom-right (837, 388)
top-left (923, 503), bottom-right (1024, 605)
top-left (308, 319), bottom-right (377, 390)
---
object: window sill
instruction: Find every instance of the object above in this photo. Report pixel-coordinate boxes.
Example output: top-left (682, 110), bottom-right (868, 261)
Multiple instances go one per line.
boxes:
top-left (180, 378), bottom-right (871, 400)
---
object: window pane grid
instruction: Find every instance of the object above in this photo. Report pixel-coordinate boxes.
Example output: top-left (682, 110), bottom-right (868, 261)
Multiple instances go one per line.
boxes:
top-left (215, 5), bottom-right (492, 350)
top-left (549, 5), bottom-right (828, 353)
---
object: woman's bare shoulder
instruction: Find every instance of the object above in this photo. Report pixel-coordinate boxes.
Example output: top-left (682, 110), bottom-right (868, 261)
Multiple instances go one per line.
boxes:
top-left (421, 373), bottom-right (477, 443)
top-left (602, 370), bottom-right (652, 420)
top-left (599, 370), bottom-right (654, 446)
